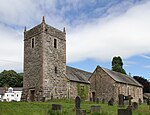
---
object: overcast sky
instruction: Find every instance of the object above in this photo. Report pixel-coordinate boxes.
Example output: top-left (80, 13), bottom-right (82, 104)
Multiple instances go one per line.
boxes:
top-left (0, 0), bottom-right (150, 79)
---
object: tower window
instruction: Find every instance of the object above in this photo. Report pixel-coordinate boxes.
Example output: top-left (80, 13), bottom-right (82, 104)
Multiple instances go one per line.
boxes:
top-left (54, 39), bottom-right (57, 48)
top-left (31, 37), bottom-right (35, 48)
top-left (55, 66), bottom-right (57, 74)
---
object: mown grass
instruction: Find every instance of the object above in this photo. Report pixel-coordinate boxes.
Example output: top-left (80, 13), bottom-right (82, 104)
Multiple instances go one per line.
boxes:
top-left (0, 99), bottom-right (149, 115)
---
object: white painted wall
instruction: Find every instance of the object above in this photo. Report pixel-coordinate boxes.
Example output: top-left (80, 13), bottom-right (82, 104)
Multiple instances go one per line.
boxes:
top-left (2, 87), bottom-right (22, 102)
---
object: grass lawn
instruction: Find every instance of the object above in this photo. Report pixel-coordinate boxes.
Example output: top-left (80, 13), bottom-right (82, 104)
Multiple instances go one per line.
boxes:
top-left (0, 99), bottom-right (149, 115)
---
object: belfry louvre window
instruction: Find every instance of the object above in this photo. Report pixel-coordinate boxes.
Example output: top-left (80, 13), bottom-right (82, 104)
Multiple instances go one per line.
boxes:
top-left (31, 37), bottom-right (35, 48)
top-left (54, 39), bottom-right (57, 48)
top-left (55, 66), bottom-right (57, 74)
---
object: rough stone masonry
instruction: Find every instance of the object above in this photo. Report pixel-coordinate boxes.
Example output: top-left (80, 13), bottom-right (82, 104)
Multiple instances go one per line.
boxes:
top-left (22, 17), bottom-right (67, 101)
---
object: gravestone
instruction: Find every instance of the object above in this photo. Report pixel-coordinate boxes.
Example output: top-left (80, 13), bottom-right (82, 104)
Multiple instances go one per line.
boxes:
top-left (132, 102), bottom-right (138, 110)
top-left (118, 94), bottom-right (124, 106)
top-left (52, 104), bottom-right (62, 112)
top-left (138, 98), bottom-right (142, 105)
top-left (42, 97), bottom-right (45, 102)
top-left (75, 96), bottom-right (81, 110)
top-left (76, 109), bottom-right (86, 115)
top-left (127, 95), bottom-right (133, 110)
top-left (90, 97), bottom-right (92, 102)
top-left (51, 94), bottom-right (53, 100)
top-left (118, 109), bottom-right (132, 115)
top-left (108, 98), bottom-right (114, 106)
top-left (147, 98), bottom-right (150, 105)
top-left (96, 98), bottom-right (99, 104)
top-left (91, 105), bottom-right (101, 114)
top-left (102, 98), bottom-right (105, 104)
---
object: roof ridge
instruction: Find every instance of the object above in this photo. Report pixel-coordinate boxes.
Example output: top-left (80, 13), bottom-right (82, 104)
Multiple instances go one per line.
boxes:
top-left (100, 66), bottom-right (142, 87)
top-left (66, 66), bottom-right (92, 74)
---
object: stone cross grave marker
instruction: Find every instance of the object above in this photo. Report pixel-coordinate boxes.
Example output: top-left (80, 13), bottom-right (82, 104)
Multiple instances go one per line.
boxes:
top-left (127, 95), bottom-right (133, 110)
top-left (75, 96), bottom-right (81, 110)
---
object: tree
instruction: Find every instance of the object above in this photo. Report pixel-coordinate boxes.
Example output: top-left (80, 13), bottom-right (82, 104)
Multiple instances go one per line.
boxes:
top-left (133, 76), bottom-right (150, 93)
top-left (112, 56), bottom-right (126, 74)
top-left (0, 70), bottom-right (23, 87)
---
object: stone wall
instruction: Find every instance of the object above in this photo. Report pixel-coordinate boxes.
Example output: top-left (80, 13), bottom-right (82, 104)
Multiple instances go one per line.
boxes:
top-left (116, 83), bottom-right (143, 103)
top-left (42, 24), bottom-right (67, 100)
top-left (22, 20), bottom-right (67, 101)
top-left (89, 66), bottom-right (117, 102)
top-left (89, 66), bottom-right (143, 103)
top-left (67, 81), bottom-right (90, 100)
top-left (22, 23), bottom-right (44, 101)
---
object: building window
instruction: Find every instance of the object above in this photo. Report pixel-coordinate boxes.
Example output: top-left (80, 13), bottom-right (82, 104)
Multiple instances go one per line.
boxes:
top-left (31, 37), bottom-right (35, 48)
top-left (55, 66), bottom-right (57, 74)
top-left (54, 39), bottom-right (57, 48)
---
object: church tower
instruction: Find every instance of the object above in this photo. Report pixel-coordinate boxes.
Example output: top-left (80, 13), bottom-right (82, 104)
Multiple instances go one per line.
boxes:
top-left (22, 17), bottom-right (67, 101)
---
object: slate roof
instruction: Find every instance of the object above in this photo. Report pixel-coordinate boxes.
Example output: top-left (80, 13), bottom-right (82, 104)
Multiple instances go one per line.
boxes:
top-left (66, 66), bottom-right (92, 84)
top-left (0, 87), bottom-right (22, 95)
top-left (144, 93), bottom-right (150, 98)
top-left (100, 67), bottom-right (143, 87)
top-left (13, 87), bottom-right (23, 91)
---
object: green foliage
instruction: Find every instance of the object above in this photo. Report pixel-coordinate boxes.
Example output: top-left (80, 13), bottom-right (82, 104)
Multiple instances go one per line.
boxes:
top-left (0, 70), bottom-right (23, 87)
top-left (77, 83), bottom-right (89, 100)
top-left (112, 56), bottom-right (126, 74)
top-left (133, 76), bottom-right (150, 93)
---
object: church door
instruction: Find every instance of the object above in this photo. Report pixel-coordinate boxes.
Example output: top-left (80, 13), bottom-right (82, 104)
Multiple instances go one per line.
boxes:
top-left (30, 90), bottom-right (35, 102)
top-left (92, 92), bottom-right (96, 102)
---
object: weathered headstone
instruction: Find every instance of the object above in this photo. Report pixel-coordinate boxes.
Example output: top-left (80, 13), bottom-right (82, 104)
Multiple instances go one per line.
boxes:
top-left (132, 102), bottom-right (138, 110)
top-left (147, 98), bottom-right (150, 105)
top-left (102, 98), bottom-right (105, 104)
top-left (52, 104), bottom-right (62, 112)
top-left (42, 97), bottom-right (45, 102)
top-left (118, 109), bottom-right (132, 115)
top-left (75, 96), bottom-right (81, 110)
top-left (138, 98), bottom-right (142, 105)
top-left (91, 105), bottom-right (101, 114)
top-left (118, 94), bottom-right (124, 106)
top-left (93, 97), bottom-right (96, 102)
top-left (108, 98), bottom-right (114, 106)
top-left (96, 98), bottom-right (99, 104)
top-left (51, 94), bottom-right (53, 100)
top-left (76, 109), bottom-right (86, 115)
top-left (90, 97), bottom-right (92, 102)
top-left (127, 95), bottom-right (133, 109)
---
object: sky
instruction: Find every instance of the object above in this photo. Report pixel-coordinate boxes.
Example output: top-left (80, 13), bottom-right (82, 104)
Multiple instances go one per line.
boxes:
top-left (0, 0), bottom-right (150, 80)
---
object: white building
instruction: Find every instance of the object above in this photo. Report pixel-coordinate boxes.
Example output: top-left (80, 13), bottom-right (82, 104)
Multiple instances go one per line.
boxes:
top-left (0, 87), bottom-right (22, 102)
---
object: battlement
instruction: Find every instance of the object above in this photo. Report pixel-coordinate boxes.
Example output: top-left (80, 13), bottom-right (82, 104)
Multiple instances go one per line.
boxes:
top-left (24, 17), bottom-right (66, 41)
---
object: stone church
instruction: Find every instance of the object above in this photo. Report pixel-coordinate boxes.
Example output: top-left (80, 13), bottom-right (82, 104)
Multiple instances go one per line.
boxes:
top-left (22, 17), bottom-right (143, 103)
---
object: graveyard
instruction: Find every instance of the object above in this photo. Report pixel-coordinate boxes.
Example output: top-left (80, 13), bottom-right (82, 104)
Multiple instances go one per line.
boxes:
top-left (0, 99), bottom-right (150, 115)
